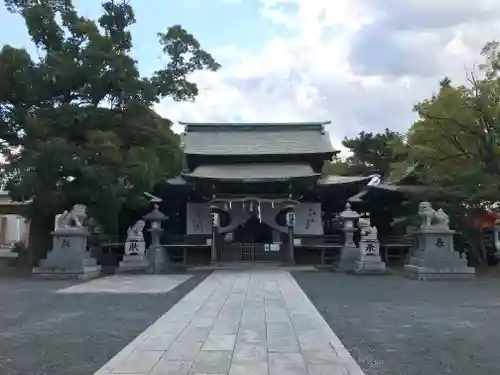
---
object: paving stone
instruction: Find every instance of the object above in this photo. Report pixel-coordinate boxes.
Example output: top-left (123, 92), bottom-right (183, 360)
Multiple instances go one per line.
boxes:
top-left (233, 342), bottom-right (267, 362)
top-left (267, 334), bottom-right (301, 353)
top-left (191, 317), bottom-right (216, 328)
top-left (307, 363), bottom-right (350, 375)
top-left (302, 344), bottom-right (343, 364)
top-left (164, 341), bottom-right (203, 361)
top-left (268, 352), bottom-right (308, 375)
top-left (111, 350), bottom-right (164, 374)
top-left (267, 322), bottom-right (295, 336)
top-left (138, 333), bottom-right (177, 351)
top-left (154, 321), bottom-right (189, 337)
top-left (265, 308), bottom-right (290, 323)
top-left (177, 326), bottom-right (211, 342)
top-left (237, 328), bottom-right (267, 343)
top-left (191, 350), bottom-right (232, 374)
top-left (149, 359), bottom-right (193, 375)
top-left (202, 334), bottom-right (236, 351)
top-left (229, 361), bottom-right (269, 375)
top-left (211, 319), bottom-right (240, 334)
top-left (240, 316), bottom-right (265, 328)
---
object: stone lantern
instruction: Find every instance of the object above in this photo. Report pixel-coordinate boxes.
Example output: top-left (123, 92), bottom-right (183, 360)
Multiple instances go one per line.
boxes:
top-left (208, 203), bottom-right (220, 263)
top-left (338, 203), bottom-right (360, 271)
top-left (283, 199), bottom-right (299, 264)
top-left (143, 203), bottom-right (167, 273)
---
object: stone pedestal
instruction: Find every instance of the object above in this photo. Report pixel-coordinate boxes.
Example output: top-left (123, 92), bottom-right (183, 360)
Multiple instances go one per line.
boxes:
top-left (118, 240), bottom-right (149, 273)
top-left (404, 228), bottom-right (475, 280)
top-left (33, 228), bottom-right (101, 280)
top-left (353, 239), bottom-right (387, 274)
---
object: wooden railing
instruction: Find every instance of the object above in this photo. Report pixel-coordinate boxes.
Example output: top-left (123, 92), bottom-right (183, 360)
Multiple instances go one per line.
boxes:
top-left (379, 235), bottom-right (413, 263)
top-left (296, 234), bottom-right (343, 246)
top-left (163, 234), bottom-right (211, 265)
top-left (294, 234), bottom-right (343, 265)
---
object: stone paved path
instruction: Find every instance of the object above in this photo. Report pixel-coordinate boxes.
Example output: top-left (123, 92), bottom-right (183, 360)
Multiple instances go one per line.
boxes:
top-left (94, 271), bottom-right (364, 375)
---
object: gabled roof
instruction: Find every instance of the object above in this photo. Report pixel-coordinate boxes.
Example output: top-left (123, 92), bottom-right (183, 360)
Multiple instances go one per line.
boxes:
top-left (179, 121), bottom-right (336, 156)
top-left (386, 163), bottom-right (421, 184)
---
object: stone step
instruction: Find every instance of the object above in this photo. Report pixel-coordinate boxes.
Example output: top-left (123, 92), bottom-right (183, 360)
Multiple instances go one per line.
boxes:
top-left (187, 262), bottom-right (317, 272)
top-left (32, 265), bottom-right (102, 280)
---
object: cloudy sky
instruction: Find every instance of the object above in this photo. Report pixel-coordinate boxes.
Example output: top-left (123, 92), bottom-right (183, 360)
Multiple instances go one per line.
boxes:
top-left (1, 0), bottom-right (500, 152)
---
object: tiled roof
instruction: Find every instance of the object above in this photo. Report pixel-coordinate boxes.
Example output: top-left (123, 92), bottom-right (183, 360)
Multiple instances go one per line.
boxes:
top-left (183, 163), bottom-right (318, 182)
top-left (180, 122), bottom-right (335, 156)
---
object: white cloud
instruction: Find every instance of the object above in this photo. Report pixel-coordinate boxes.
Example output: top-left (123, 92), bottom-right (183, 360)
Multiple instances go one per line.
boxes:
top-left (155, 0), bottom-right (500, 153)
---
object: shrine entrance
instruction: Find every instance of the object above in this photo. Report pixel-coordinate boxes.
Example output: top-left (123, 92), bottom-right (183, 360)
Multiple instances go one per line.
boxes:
top-left (219, 217), bottom-right (285, 262)
top-left (234, 216), bottom-right (272, 243)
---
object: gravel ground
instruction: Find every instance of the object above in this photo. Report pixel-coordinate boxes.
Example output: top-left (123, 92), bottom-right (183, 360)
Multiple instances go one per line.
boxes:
top-left (0, 272), bottom-right (210, 375)
top-left (293, 269), bottom-right (500, 375)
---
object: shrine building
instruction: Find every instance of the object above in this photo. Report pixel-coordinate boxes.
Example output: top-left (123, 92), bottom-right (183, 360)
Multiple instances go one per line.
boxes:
top-left (156, 121), bottom-right (419, 265)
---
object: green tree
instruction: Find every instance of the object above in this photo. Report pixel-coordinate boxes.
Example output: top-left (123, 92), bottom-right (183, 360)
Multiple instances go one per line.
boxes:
top-left (0, 0), bottom-right (220, 259)
top-left (406, 42), bottom-right (500, 210)
top-left (323, 129), bottom-right (405, 177)
top-left (402, 41), bottom-right (500, 264)
top-left (322, 154), bottom-right (350, 175)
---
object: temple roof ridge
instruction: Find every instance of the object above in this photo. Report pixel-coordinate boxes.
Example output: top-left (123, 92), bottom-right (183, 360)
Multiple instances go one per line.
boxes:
top-left (179, 121), bottom-right (331, 127)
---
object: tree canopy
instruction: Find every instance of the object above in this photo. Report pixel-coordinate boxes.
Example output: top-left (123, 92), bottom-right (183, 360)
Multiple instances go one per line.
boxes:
top-left (325, 40), bottom-right (500, 217)
top-left (0, 0), bottom-right (220, 234)
top-left (403, 41), bottom-right (500, 213)
top-left (323, 129), bottom-right (405, 178)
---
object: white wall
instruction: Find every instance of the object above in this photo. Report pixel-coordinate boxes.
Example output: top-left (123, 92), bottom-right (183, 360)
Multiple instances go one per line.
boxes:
top-left (294, 203), bottom-right (324, 235)
top-left (186, 203), bottom-right (212, 235)
top-left (0, 215), bottom-right (28, 246)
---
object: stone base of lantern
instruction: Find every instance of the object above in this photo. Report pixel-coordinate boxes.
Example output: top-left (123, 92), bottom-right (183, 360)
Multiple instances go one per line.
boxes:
top-left (149, 245), bottom-right (171, 274)
top-left (336, 244), bottom-right (359, 272)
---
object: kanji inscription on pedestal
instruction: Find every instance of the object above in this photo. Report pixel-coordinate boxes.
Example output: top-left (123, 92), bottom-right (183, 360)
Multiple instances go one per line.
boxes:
top-left (365, 242), bottom-right (376, 254)
top-left (124, 240), bottom-right (145, 256)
